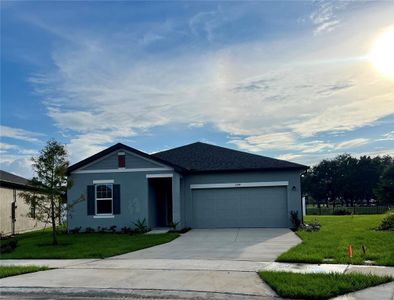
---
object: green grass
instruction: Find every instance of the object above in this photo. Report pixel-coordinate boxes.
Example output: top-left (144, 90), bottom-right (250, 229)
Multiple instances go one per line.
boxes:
top-left (0, 230), bottom-right (179, 259)
top-left (278, 215), bottom-right (394, 266)
top-left (0, 265), bottom-right (49, 278)
top-left (259, 271), bottom-right (393, 300)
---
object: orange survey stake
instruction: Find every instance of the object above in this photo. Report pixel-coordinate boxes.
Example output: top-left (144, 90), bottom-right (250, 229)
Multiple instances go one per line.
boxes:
top-left (349, 244), bottom-right (353, 258)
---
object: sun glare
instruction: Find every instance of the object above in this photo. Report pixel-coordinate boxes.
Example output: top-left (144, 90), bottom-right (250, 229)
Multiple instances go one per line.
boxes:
top-left (369, 26), bottom-right (394, 78)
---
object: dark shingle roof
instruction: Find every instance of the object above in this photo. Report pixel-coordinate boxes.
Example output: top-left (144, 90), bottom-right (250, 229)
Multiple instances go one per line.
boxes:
top-left (0, 170), bottom-right (35, 190)
top-left (67, 142), bottom-right (308, 174)
top-left (153, 142), bottom-right (307, 172)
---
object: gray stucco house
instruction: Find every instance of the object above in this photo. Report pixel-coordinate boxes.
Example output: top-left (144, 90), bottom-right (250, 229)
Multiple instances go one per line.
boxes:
top-left (67, 142), bottom-right (307, 230)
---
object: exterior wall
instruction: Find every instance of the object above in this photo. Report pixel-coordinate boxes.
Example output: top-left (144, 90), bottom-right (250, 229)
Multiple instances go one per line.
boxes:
top-left (181, 170), bottom-right (303, 228)
top-left (0, 187), bottom-right (46, 235)
top-left (67, 149), bottom-right (178, 231)
top-left (172, 173), bottom-right (183, 228)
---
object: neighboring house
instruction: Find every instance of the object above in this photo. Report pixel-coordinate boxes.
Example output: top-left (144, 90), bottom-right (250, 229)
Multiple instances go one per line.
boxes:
top-left (67, 142), bottom-right (308, 230)
top-left (0, 170), bottom-right (45, 235)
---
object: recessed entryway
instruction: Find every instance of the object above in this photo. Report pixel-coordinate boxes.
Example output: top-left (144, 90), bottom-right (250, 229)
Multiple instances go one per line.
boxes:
top-left (148, 177), bottom-right (172, 228)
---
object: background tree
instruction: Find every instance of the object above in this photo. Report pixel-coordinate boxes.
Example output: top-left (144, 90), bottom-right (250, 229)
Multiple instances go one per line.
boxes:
top-left (303, 154), bottom-right (393, 210)
top-left (21, 140), bottom-right (70, 245)
top-left (374, 164), bottom-right (394, 205)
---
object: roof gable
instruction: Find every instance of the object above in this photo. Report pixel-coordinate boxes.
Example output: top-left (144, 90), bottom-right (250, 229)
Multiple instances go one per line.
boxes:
top-left (79, 150), bottom-right (167, 171)
top-left (153, 142), bottom-right (307, 172)
top-left (67, 143), bottom-right (183, 174)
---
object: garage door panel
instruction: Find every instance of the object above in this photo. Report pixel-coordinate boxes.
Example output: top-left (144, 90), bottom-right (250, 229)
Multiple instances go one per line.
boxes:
top-left (192, 186), bottom-right (288, 228)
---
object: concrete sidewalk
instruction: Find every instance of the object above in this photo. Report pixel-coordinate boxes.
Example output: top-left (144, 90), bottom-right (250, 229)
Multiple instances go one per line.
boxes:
top-left (0, 259), bottom-right (98, 268)
top-left (332, 281), bottom-right (394, 300)
top-left (1, 259), bottom-right (393, 299)
top-left (0, 268), bottom-right (276, 298)
top-left (1, 259), bottom-right (393, 277)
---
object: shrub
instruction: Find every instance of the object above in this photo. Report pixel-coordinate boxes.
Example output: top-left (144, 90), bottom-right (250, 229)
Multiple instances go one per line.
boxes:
top-left (85, 227), bottom-right (95, 233)
top-left (133, 218), bottom-right (149, 233)
top-left (69, 227), bottom-right (82, 234)
top-left (121, 226), bottom-right (133, 234)
top-left (109, 225), bottom-right (117, 233)
top-left (333, 209), bottom-right (351, 215)
top-left (377, 214), bottom-right (394, 231)
top-left (169, 226), bottom-right (191, 234)
top-left (177, 227), bottom-right (191, 234)
top-left (0, 237), bottom-right (18, 254)
top-left (98, 227), bottom-right (108, 233)
top-left (290, 210), bottom-right (301, 229)
top-left (169, 221), bottom-right (179, 231)
top-left (301, 219), bottom-right (321, 232)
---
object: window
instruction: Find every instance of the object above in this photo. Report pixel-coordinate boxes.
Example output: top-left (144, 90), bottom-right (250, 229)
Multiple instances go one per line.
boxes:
top-left (95, 184), bottom-right (113, 215)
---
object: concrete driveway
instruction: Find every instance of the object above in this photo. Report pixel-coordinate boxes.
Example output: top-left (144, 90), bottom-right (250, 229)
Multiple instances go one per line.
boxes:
top-left (0, 228), bottom-right (301, 299)
top-left (113, 228), bottom-right (301, 262)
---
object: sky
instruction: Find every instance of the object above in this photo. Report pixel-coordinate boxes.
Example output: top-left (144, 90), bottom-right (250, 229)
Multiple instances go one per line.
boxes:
top-left (1, 1), bottom-right (394, 178)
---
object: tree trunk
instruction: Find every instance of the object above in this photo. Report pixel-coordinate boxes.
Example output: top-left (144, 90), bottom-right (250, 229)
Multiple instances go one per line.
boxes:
top-left (58, 204), bottom-right (62, 226)
top-left (51, 197), bottom-right (58, 245)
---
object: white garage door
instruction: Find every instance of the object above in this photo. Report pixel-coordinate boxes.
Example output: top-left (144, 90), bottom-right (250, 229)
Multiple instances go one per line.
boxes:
top-left (191, 186), bottom-right (288, 228)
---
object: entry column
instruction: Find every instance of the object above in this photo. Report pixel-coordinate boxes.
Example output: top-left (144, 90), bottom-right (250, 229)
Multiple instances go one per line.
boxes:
top-left (172, 173), bottom-right (183, 228)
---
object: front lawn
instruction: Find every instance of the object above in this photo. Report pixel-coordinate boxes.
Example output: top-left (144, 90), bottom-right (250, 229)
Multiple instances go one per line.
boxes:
top-left (0, 265), bottom-right (49, 278)
top-left (278, 215), bottom-right (394, 266)
top-left (259, 271), bottom-right (393, 300)
top-left (0, 230), bottom-right (179, 259)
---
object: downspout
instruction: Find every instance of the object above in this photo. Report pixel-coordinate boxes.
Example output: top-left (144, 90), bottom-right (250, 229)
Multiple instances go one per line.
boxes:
top-left (300, 169), bottom-right (308, 224)
top-left (11, 188), bottom-right (17, 236)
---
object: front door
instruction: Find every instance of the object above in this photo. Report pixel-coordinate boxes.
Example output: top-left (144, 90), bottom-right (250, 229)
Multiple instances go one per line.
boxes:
top-left (148, 177), bottom-right (173, 227)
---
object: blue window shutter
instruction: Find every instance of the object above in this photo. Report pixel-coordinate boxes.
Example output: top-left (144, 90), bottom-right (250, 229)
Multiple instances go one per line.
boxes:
top-left (87, 185), bottom-right (95, 215)
top-left (113, 184), bottom-right (121, 214)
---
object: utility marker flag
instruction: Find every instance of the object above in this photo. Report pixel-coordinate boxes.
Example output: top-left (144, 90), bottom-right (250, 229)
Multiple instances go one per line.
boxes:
top-left (349, 244), bottom-right (353, 258)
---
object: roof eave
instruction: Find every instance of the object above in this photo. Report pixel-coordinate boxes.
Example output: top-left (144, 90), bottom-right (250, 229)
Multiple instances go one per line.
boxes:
top-left (180, 166), bottom-right (309, 174)
top-left (0, 180), bottom-right (39, 191)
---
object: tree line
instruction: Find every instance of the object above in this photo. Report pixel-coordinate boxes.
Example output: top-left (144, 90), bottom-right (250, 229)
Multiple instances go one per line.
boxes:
top-left (302, 154), bottom-right (394, 207)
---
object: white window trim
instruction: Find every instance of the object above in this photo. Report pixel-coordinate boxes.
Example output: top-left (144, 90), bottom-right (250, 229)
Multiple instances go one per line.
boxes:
top-left (190, 181), bottom-right (289, 189)
top-left (93, 215), bottom-right (115, 219)
top-left (93, 179), bottom-right (114, 184)
top-left (95, 183), bottom-right (114, 216)
top-left (146, 173), bottom-right (173, 178)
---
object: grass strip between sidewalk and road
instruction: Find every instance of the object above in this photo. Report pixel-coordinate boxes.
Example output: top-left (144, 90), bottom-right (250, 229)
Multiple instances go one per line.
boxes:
top-left (1, 230), bottom-right (179, 259)
top-left (259, 271), bottom-right (393, 300)
top-left (0, 265), bottom-right (49, 278)
top-left (278, 215), bottom-right (394, 266)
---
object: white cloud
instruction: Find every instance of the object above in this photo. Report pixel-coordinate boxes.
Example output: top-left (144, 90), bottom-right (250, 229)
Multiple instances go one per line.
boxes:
top-left (379, 131), bottom-right (394, 141)
top-left (188, 5), bottom-right (244, 42)
top-left (276, 153), bottom-right (303, 161)
top-left (310, 1), bottom-right (348, 35)
top-left (230, 134), bottom-right (371, 155)
top-left (0, 142), bottom-right (19, 151)
top-left (0, 125), bottom-right (44, 143)
top-left (23, 3), bottom-right (394, 163)
top-left (229, 134), bottom-right (334, 154)
top-left (336, 138), bottom-right (369, 149)
top-left (0, 140), bottom-right (40, 177)
top-left (0, 154), bottom-right (34, 178)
